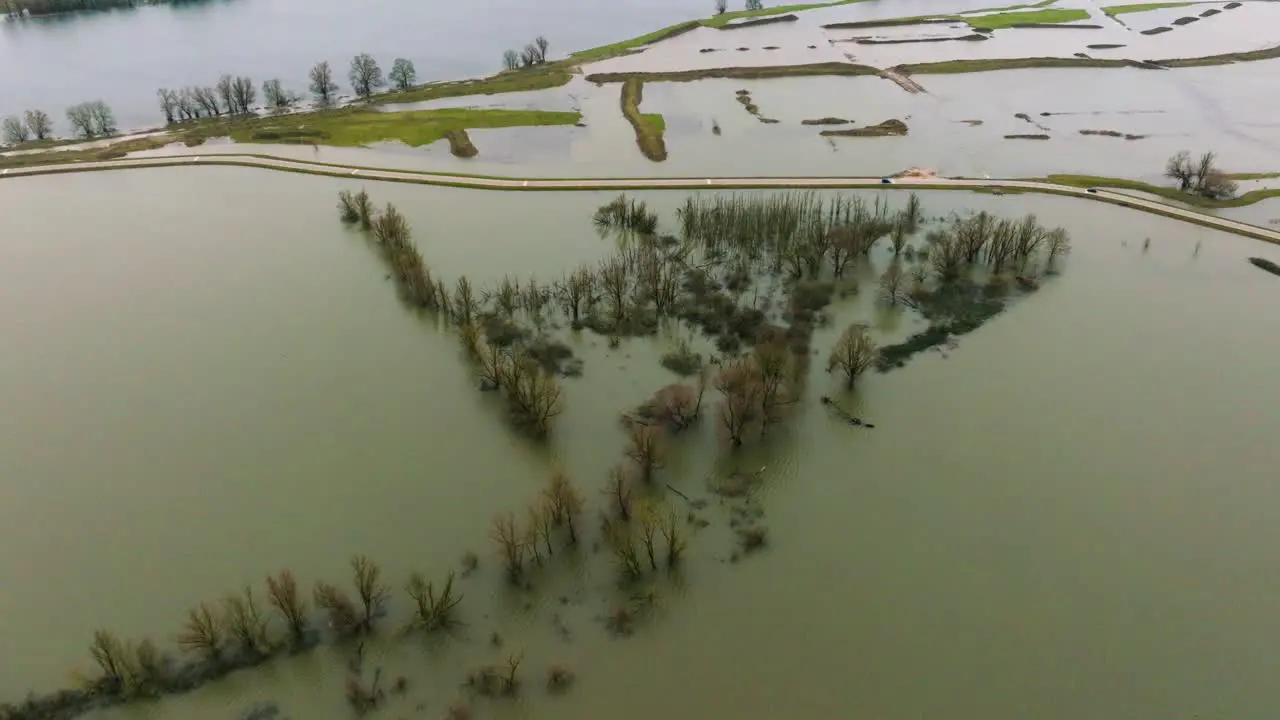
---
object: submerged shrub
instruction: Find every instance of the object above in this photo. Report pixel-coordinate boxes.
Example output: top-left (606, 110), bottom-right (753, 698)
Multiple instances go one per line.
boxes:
top-left (175, 603), bottom-right (224, 663)
top-left (405, 571), bottom-right (462, 632)
top-left (265, 570), bottom-right (309, 644)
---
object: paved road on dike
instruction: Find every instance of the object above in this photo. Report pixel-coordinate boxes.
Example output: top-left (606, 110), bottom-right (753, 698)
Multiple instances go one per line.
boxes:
top-left (3, 154), bottom-right (1277, 243)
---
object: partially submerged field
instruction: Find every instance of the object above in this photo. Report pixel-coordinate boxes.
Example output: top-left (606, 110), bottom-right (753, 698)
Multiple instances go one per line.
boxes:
top-left (3, 168), bottom-right (1280, 719)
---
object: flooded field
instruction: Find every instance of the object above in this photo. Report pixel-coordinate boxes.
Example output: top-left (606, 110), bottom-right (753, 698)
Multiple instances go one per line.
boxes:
top-left (2, 168), bottom-right (1280, 720)
top-left (107, 55), bottom-right (1280, 186)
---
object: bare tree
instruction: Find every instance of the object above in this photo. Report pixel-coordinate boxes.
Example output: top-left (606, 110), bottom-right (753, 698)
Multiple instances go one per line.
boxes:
top-left (309, 61), bottom-right (339, 104)
top-left (156, 88), bottom-right (178, 124)
top-left (2, 115), bottom-right (28, 145)
top-left (828, 323), bottom-right (878, 389)
top-left (715, 0), bottom-right (727, 14)
top-left (389, 58), bottom-right (417, 91)
top-left (746, 0), bottom-right (763, 9)
top-left (1044, 227), bottom-right (1072, 272)
top-left (216, 75), bottom-right (235, 114)
top-left (878, 263), bottom-right (906, 305)
top-left (502, 49), bottom-right (520, 71)
top-left (24, 109), bottom-right (52, 140)
top-left (231, 76), bottom-right (256, 114)
top-left (87, 99), bottom-right (115, 135)
top-left (349, 53), bottom-right (385, 100)
top-left (1164, 150), bottom-right (1194, 191)
top-left (534, 36), bottom-right (550, 63)
top-left (715, 357), bottom-right (762, 447)
top-left (520, 44), bottom-right (539, 68)
top-left (175, 89), bottom-right (199, 120)
top-left (624, 423), bottom-right (666, 484)
top-left (191, 86), bottom-right (220, 116)
top-left (262, 78), bottom-right (298, 110)
top-left (1199, 170), bottom-right (1238, 199)
top-left (1193, 151), bottom-right (1217, 193)
top-left (65, 102), bottom-right (96, 138)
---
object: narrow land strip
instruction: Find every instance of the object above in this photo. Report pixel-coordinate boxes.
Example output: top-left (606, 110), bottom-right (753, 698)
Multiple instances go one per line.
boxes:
top-left (2, 155), bottom-right (1276, 244)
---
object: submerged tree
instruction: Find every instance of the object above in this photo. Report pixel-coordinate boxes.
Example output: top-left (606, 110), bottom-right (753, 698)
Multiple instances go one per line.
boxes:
top-left (265, 570), bottom-right (310, 643)
top-left (351, 554), bottom-right (390, 632)
top-left (624, 423), bottom-right (666, 484)
top-left (313, 581), bottom-right (362, 638)
top-left (89, 630), bottom-right (130, 692)
top-left (715, 357), bottom-right (762, 447)
top-left (405, 571), bottom-right (462, 632)
top-left (828, 323), bottom-right (878, 389)
top-left (176, 603), bottom-right (224, 663)
top-left (222, 586), bottom-right (271, 657)
top-left (544, 470), bottom-right (585, 545)
top-left (492, 511), bottom-right (526, 582)
top-left (309, 60), bottom-right (339, 104)
top-left (1044, 227), bottom-right (1072, 272)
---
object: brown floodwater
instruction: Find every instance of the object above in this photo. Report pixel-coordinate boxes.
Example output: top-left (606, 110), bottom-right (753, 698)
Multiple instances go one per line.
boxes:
top-left (2, 167), bottom-right (1280, 720)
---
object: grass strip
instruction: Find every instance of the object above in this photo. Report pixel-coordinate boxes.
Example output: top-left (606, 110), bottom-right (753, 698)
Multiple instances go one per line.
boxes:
top-left (1035, 173), bottom-right (1280, 208)
top-left (620, 79), bottom-right (667, 162)
top-left (966, 8), bottom-right (1090, 28)
top-left (230, 108), bottom-right (580, 149)
top-left (375, 65), bottom-right (573, 105)
top-left (1101, 2), bottom-right (1193, 16)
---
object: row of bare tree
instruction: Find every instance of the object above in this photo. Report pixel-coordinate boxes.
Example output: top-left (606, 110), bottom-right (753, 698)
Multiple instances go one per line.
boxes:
top-left (81, 557), bottom-right (459, 702)
top-left (2, 103), bottom-right (111, 143)
top-left (153, 55), bottom-right (420, 126)
top-left (501, 35), bottom-right (550, 71)
top-left (0, 109), bottom-right (52, 145)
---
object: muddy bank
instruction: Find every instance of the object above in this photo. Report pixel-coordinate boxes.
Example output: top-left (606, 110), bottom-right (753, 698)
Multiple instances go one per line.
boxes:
top-left (820, 118), bottom-right (908, 137)
top-left (1079, 129), bottom-right (1145, 140)
top-left (585, 63), bottom-right (879, 84)
top-left (823, 17), bottom-right (956, 30)
top-left (1006, 22), bottom-right (1102, 29)
top-left (855, 33), bottom-right (987, 45)
top-left (1248, 257), bottom-right (1280, 277)
top-left (1005, 134), bottom-right (1050, 140)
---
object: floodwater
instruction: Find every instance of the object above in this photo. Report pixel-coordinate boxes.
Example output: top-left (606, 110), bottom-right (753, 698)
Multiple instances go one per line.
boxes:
top-left (2, 167), bottom-right (1280, 720)
top-left (95, 54), bottom-right (1280, 193)
top-left (0, 0), bottom-right (708, 132)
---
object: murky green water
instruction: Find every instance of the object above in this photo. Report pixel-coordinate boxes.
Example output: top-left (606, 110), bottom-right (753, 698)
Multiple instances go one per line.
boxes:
top-left (2, 168), bottom-right (1280, 720)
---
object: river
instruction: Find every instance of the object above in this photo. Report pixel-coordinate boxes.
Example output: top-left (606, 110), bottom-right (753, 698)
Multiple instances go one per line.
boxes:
top-left (1, 167), bottom-right (1279, 719)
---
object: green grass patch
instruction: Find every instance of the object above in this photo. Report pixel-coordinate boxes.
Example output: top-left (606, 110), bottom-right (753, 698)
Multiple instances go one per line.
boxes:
top-left (444, 129), bottom-right (479, 158)
top-left (231, 108), bottom-right (580, 149)
top-left (1101, 2), bottom-right (1193, 16)
top-left (586, 62), bottom-right (879, 84)
top-left (1037, 174), bottom-right (1280, 208)
top-left (965, 8), bottom-right (1090, 28)
top-left (620, 79), bottom-right (667, 162)
top-left (375, 64), bottom-right (573, 105)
